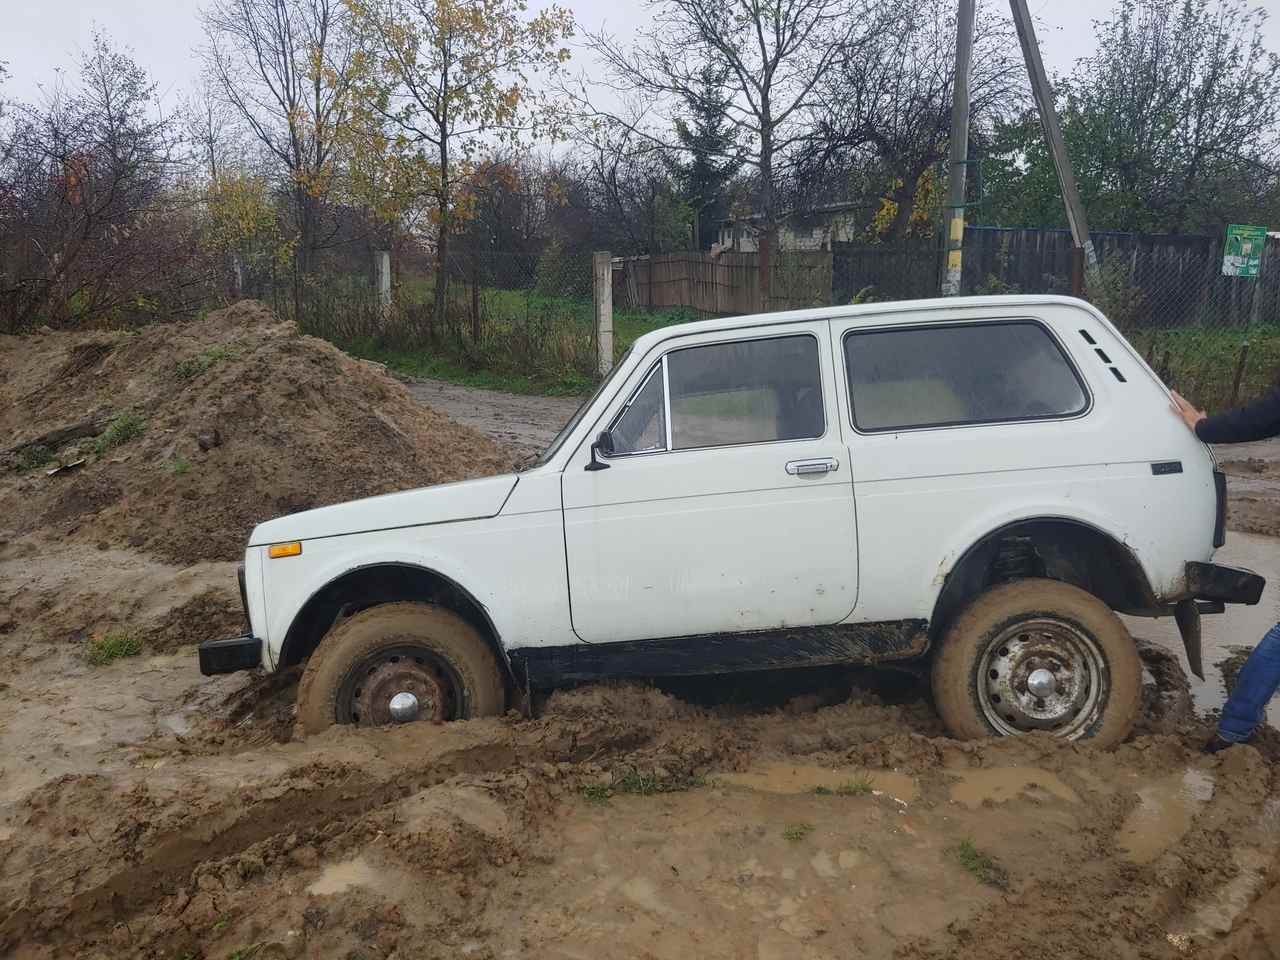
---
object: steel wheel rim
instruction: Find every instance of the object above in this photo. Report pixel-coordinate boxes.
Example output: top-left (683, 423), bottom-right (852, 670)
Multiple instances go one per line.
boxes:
top-left (976, 618), bottom-right (1107, 739)
top-left (336, 643), bottom-right (462, 727)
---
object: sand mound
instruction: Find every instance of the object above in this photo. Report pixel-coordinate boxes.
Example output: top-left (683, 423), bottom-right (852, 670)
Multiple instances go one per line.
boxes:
top-left (0, 301), bottom-right (515, 563)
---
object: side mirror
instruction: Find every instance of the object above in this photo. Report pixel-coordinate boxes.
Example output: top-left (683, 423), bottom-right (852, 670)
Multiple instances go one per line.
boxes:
top-left (585, 430), bottom-right (614, 471)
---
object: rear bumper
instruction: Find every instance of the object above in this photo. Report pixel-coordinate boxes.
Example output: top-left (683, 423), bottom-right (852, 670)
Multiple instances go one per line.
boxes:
top-left (1185, 561), bottom-right (1264, 606)
top-left (1175, 562), bottom-right (1265, 682)
top-left (199, 634), bottom-right (263, 675)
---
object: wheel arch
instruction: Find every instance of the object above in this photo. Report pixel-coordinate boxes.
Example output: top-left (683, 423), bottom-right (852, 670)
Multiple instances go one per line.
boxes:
top-left (277, 562), bottom-right (516, 689)
top-left (929, 516), bottom-right (1159, 644)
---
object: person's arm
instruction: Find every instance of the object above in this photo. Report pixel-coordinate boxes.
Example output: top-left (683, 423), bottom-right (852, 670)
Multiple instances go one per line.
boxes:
top-left (1173, 387), bottom-right (1280, 444)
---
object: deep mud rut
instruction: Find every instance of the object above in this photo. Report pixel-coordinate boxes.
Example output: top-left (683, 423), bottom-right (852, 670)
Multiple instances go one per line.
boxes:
top-left (4, 378), bottom-right (1280, 959)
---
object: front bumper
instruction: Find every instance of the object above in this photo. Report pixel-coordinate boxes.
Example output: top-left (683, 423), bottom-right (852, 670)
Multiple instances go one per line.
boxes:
top-left (199, 561), bottom-right (263, 675)
top-left (199, 634), bottom-right (263, 675)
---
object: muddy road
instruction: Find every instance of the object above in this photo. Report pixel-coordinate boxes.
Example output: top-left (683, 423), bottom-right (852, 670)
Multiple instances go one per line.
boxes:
top-left (3, 368), bottom-right (1280, 959)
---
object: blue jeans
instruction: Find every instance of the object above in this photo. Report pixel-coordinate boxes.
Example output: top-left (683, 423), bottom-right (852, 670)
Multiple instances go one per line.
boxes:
top-left (1218, 621), bottom-right (1280, 742)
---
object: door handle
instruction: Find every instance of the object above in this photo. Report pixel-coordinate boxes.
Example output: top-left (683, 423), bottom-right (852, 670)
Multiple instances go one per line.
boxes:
top-left (785, 457), bottom-right (839, 476)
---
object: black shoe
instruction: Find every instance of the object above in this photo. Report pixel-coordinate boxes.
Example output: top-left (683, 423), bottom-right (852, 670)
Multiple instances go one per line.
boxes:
top-left (1204, 734), bottom-right (1241, 754)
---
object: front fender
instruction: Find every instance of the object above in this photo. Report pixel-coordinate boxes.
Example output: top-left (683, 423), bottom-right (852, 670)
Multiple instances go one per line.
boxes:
top-left (261, 538), bottom-right (502, 670)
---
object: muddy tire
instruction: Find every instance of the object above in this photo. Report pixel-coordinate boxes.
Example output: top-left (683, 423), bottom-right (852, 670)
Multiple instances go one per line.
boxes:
top-left (931, 579), bottom-right (1142, 748)
top-left (297, 602), bottom-right (505, 735)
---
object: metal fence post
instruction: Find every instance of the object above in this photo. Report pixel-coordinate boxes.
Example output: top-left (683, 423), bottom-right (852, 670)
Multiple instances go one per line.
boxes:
top-left (594, 251), bottom-right (614, 376)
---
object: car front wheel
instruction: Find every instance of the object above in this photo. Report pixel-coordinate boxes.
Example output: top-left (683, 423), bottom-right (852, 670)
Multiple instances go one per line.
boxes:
top-left (297, 602), bottom-right (506, 735)
top-left (931, 579), bottom-right (1142, 747)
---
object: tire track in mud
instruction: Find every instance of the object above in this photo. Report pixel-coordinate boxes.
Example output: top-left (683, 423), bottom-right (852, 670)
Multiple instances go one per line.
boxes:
top-left (1, 692), bottom-right (691, 956)
top-left (0, 727), bottom-right (520, 952)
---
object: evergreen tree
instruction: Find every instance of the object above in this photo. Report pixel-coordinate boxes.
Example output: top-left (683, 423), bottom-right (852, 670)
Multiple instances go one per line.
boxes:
top-left (671, 66), bottom-right (745, 250)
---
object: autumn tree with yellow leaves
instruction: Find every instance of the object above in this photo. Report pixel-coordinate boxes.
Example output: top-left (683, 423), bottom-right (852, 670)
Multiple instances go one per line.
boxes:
top-left (345, 0), bottom-right (574, 332)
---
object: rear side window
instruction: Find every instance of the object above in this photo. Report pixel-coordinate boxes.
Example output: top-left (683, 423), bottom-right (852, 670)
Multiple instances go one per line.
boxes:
top-left (844, 321), bottom-right (1088, 432)
top-left (608, 334), bottom-right (824, 454)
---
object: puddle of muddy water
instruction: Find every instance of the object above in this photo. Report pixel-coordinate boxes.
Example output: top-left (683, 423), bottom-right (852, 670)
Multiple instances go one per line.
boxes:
top-left (716, 762), bottom-right (917, 803)
top-left (1125, 531), bottom-right (1280, 728)
top-left (1117, 767), bottom-right (1215, 865)
top-left (947, 767), bottom-right (1080, 809)
top-left (308, 856), bottom-right (382, 896)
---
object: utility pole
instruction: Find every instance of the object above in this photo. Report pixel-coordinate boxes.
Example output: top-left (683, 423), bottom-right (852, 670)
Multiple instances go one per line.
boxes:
top-left (941, 0), bottom-right (976, 296)
top-left (1008, 0), bottom-right (1099, 286)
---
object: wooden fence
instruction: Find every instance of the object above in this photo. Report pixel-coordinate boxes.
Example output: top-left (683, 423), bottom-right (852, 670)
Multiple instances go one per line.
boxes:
top-left (614, 251), bottom-right (833, 315)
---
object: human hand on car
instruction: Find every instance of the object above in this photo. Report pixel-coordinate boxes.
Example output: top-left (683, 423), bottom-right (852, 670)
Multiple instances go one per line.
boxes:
top-left (1171, 390), bottom-right (1206, 431)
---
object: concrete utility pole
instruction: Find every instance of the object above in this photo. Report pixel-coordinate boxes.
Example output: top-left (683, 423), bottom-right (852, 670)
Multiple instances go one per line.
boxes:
top-left (1008, 0), bottom-right (1099, 284)
top-left (594, 251), bottom-right (614, 376)
top-left (941, 0), bottom-right (977, 296)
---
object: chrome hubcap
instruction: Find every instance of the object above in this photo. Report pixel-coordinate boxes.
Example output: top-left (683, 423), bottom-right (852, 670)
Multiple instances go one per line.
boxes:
top-left (977, 618), bottom-right (1107, 739)
top-left (388, 691), bottom-right (420, 722)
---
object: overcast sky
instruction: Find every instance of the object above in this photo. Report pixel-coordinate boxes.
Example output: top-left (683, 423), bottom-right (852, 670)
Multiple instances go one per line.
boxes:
top-left (3, 0), bottom-right (1278, 109)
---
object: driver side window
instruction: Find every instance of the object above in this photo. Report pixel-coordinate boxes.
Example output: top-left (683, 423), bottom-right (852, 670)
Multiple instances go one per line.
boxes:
top-left (608, 333), bottom-right (823, 456)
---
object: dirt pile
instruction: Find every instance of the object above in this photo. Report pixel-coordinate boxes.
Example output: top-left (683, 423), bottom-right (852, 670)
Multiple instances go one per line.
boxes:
top-left (0, 301), bottom-right (515, 563)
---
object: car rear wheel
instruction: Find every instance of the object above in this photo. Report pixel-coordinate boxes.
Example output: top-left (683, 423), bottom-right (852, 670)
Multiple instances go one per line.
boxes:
top-left (931, 579), bottom-right (1142, 747)
top-left (297, 602), bottom-right (506, 735)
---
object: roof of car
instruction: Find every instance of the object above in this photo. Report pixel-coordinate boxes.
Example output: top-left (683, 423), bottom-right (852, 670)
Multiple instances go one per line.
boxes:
top-left (627, 294), bottom-right (1097, 357)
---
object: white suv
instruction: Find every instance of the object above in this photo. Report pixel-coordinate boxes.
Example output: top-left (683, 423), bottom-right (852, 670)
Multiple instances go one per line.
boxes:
top-left (199, 295), bottom-right (1263, 746)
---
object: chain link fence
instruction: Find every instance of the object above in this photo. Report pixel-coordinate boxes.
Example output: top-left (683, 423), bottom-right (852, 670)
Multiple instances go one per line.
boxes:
top-left (286, 249), bottom-right (602, 392)
top-left (277, 226), bottom-right (1276, 410)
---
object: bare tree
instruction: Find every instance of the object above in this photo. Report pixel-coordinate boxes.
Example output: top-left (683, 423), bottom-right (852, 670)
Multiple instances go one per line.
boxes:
top-left (0, 34), bottom-right (199, 331)
top-left (800, 0), bottom-right (1023, 241)
top-left (200, 0), bottom-right (357, 299)
top-left (582, 0), bottom-right (900, 301)
top-left (181, 77), bottom-right (245, 182)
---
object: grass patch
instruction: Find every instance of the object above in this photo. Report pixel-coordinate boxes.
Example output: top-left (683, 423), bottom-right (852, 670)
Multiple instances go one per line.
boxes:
top-left (175, 344), bottom-right (234, 380)
top-left (581, 770), bottom-right (707, 803)
top-left (92, 412), bottom-right (145, 455)
top-left (946, 838), bottom-right (1009, 889)
top-left (836, 775), bottom-right (875, 796)
top-left (85, 630), bottom-right (142, 666)
top-left (580, 783), bottom-right (611, 805)
top-left (614, 770), bottom-right (708, 796)
top-left (168, 455), bottom-right (191, 476)
top-left (782, 822), bottom-right (815, 842)
top-left (812, 785), bottom-right (834, 796)
top-left (14, 444), bottom-right (54, 473)
top-left (346, 342), bottom-right (594, 397)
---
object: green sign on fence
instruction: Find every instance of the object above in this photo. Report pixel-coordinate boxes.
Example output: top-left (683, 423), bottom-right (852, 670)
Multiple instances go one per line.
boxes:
top-left (1222, 224), bottom-right (1266, 278)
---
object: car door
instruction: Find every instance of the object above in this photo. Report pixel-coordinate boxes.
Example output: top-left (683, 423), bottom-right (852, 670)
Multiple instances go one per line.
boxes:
top-left (561, 322), bottom-right (858, 645)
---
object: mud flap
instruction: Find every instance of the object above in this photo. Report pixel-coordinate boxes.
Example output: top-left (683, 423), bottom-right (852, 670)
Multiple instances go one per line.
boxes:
top-left (1174, 599), bottom-right (1205, 681)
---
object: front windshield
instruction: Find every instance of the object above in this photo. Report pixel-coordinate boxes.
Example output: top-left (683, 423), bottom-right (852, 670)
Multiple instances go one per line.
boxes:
top-left (531, 347), bottom-right (633, 467)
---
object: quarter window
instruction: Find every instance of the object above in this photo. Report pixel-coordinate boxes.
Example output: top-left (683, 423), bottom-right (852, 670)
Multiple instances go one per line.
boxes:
top-left (844, 321), bottom-right (1088, 432)
top-left (608, 334), bottom-right (824, 455)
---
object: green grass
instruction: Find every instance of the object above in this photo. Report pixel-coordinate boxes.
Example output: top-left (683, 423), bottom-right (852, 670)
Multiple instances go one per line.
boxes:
top-left (85, 630), bottom-right (142, 666)
top-left (580, 783), bottom-right (612, 805)
top-left (296, 276), bottom-right (698, 399)
top-left (580, 770), bottom-right (707, 803)
top-left (14, 444), bottom-right (54, 473)
top-left (92, 412), bottom-right (145, 455)
top-left (346, 341), bottom-right (594, 397)
top-left (835, 775), bottom-right (875, 797)
top-left (782, 822), bottom-right (815, 842)
top-left (946, 838), bottom-right (1009, 889)
top-left (168, 455), bottom-right (191, 476)
top-left (812, 774), bottom-right (875, 797)
top-left (175, 344), bottom-right (234, 380)
top-left (1126, 323), bottom-right (1280, 413)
